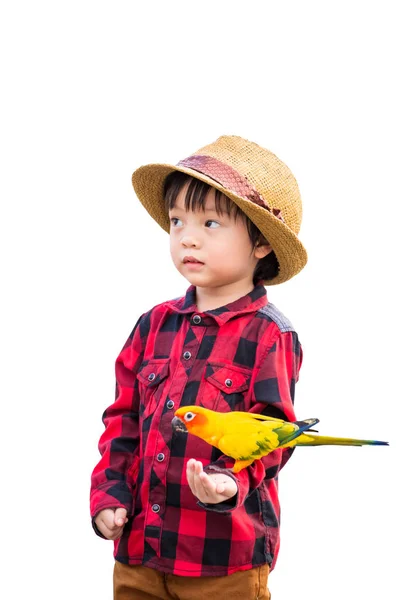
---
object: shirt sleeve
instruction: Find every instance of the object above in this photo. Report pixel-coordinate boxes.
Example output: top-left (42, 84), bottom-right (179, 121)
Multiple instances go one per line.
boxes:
top-left (202, 328), bottom-right (302, 512)
top-left (90, 313), bottom-right (148, 526)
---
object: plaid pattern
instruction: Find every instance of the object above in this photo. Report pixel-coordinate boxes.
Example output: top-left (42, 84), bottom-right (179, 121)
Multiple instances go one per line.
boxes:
top-left (90, 281), bottom-right (302, 576)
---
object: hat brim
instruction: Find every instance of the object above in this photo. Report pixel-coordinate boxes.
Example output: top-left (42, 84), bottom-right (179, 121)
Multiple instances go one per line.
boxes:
top-left (132, 163), bottom-right (307, 285)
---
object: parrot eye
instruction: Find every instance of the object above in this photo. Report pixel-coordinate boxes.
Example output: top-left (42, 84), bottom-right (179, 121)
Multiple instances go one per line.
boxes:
top-left (184, 412), bottom-right (196, 422)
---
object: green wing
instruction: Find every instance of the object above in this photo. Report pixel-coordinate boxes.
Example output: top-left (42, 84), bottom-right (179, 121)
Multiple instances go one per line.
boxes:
top-left (218, 417), bottom-right (319, 461)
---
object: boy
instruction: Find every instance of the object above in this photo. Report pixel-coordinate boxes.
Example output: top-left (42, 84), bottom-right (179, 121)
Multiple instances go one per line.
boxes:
top-left (90, 135), bottom-right (307, 599)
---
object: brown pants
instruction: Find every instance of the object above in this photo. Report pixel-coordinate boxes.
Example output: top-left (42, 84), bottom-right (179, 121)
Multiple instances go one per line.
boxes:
top-left (114, 561), bottom-right (271, 600)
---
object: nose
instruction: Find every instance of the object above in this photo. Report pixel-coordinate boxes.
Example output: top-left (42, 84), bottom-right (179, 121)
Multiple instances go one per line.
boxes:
top-left (181, 236), bottom-right (199, 248)
top-left (180, 228), bottom-right (201, 248)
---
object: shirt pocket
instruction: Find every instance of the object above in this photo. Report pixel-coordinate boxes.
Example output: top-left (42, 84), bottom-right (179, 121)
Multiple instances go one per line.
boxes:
top-left (204, 362), bottom-right (252, 412)
top-left (137, 358), bottom-right (170, 419)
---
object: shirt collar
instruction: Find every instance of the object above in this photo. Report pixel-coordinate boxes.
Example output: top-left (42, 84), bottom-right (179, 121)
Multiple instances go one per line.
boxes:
top-left (165, 280), bottom-right (268, 326)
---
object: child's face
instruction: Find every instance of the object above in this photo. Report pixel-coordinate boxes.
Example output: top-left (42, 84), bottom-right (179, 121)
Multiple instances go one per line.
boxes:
top-left (168, 185), bottom-right (271, 291)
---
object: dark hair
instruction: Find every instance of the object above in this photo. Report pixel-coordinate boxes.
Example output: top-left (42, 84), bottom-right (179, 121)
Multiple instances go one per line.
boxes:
top-left (163, 171), bottom-right (279, 284)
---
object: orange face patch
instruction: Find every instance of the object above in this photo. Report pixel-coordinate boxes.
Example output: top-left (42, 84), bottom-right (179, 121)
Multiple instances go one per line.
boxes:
top-left (174, 408), bottom-right (209, 432)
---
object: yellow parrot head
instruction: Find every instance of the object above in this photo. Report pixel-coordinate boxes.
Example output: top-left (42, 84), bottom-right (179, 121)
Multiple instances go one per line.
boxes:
top-left (171, 405), bottom-right (213, 441)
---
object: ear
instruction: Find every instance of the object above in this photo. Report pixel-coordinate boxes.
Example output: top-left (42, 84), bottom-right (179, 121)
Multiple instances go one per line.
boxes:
top-left (254, 241), bottom-right (273, 260)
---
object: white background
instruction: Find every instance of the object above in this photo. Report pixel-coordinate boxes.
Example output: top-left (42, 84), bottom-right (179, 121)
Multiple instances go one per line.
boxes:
top-left (1, 1), bottom-right (399, 598)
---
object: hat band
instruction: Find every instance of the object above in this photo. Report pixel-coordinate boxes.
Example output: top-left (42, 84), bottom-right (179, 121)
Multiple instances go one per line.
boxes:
top-left (177, 154), bottom-right (285, 223)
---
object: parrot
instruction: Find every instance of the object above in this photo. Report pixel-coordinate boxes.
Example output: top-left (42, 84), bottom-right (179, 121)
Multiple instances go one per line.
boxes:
top-left (171, 406), bottom-right (389, 473)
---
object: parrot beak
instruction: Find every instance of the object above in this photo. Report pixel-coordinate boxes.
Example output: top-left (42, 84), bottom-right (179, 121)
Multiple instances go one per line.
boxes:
top-left (171, 416), bottom-right (188, 434)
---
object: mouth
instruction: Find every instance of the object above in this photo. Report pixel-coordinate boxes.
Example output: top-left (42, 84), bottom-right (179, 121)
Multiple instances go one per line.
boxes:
top-left (183, 256), bottom-right (204, 265)
top-left (171, 416), bottom-right (188, 433)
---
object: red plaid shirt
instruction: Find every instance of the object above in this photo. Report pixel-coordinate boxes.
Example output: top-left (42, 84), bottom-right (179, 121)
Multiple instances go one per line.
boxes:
top-left (90, 281), bottom-right (302, 576)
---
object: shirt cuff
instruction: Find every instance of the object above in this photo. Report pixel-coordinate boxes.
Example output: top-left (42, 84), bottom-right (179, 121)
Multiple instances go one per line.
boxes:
top-left (92, 517), bottom-right (107, 539)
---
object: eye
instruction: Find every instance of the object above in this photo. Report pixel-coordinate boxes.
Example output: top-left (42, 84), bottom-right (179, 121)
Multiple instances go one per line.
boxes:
top-left (184, 412), bottom-right (196, 422)
top-left (170, 217), bottom-right (182, 227)
top-left (205, 220), bottom-right (219, 228)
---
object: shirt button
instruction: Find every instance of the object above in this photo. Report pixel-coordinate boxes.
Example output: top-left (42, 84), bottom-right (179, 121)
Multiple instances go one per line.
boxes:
top-left (152, 504), bottom-right (160, 513)
top-left (225, 378), bottom-right (233, 388)
top-left (157, 453), bottom-right (165, 462)
top-left (166, 400), bottom-right (174, 409)
top-left (183, 351), bottom-right (191, 360)
top-left (193, 314), bottom-right (201, 324)
top-left (148, 373), bottom-right (155, 381)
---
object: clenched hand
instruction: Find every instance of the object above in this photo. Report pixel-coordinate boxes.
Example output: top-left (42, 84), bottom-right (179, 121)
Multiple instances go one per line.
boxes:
top-left (94, 507), bottom-right (128, 540)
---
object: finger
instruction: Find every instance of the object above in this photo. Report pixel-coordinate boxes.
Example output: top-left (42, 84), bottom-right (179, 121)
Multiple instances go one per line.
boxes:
top-left (201, 472), bottom-right (234, 501)
top-left (189, 469), bottom-right (202, 497)
top-left (109, 526), bottom-right (125, 540)
top-left (97, 519), bottom-right (118, 539)
top-left (224, 478), bottom-right (238, 498)
top-left (199, 471), bottom-right (217, 496)
top-left (194, 460), bottom-right (203, 475)
top-left (188, 463), bottom-right (205, 500)
top-left (194, 462), bottom-right (209, 498)
top-left (199, 468), bottom-right (221, 501)
top-left (99, 518), bottom-right (125, 540)
top-left (186, 459), bottom-right (198, 491)
top-left (100, 509), bottom-right (118, 530)
top-left (208, 475), bottom-right (229, 495)
top-left (186, 460), bottom-right (195, 489)
top-left (215, 477), bottom-right (237, 499)
top-left (114, 507), bottom-right (128, 527)
top-left (215, 481), bottom-right (225, 494)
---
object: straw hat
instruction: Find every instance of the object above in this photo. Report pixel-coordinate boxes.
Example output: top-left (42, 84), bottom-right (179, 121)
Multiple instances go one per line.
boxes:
top-left (131, 135), bottom-right (307, 285)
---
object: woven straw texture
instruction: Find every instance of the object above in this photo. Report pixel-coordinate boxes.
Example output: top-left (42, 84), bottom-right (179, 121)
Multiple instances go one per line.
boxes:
top-left (131, 135), bottom-right (307, 285)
